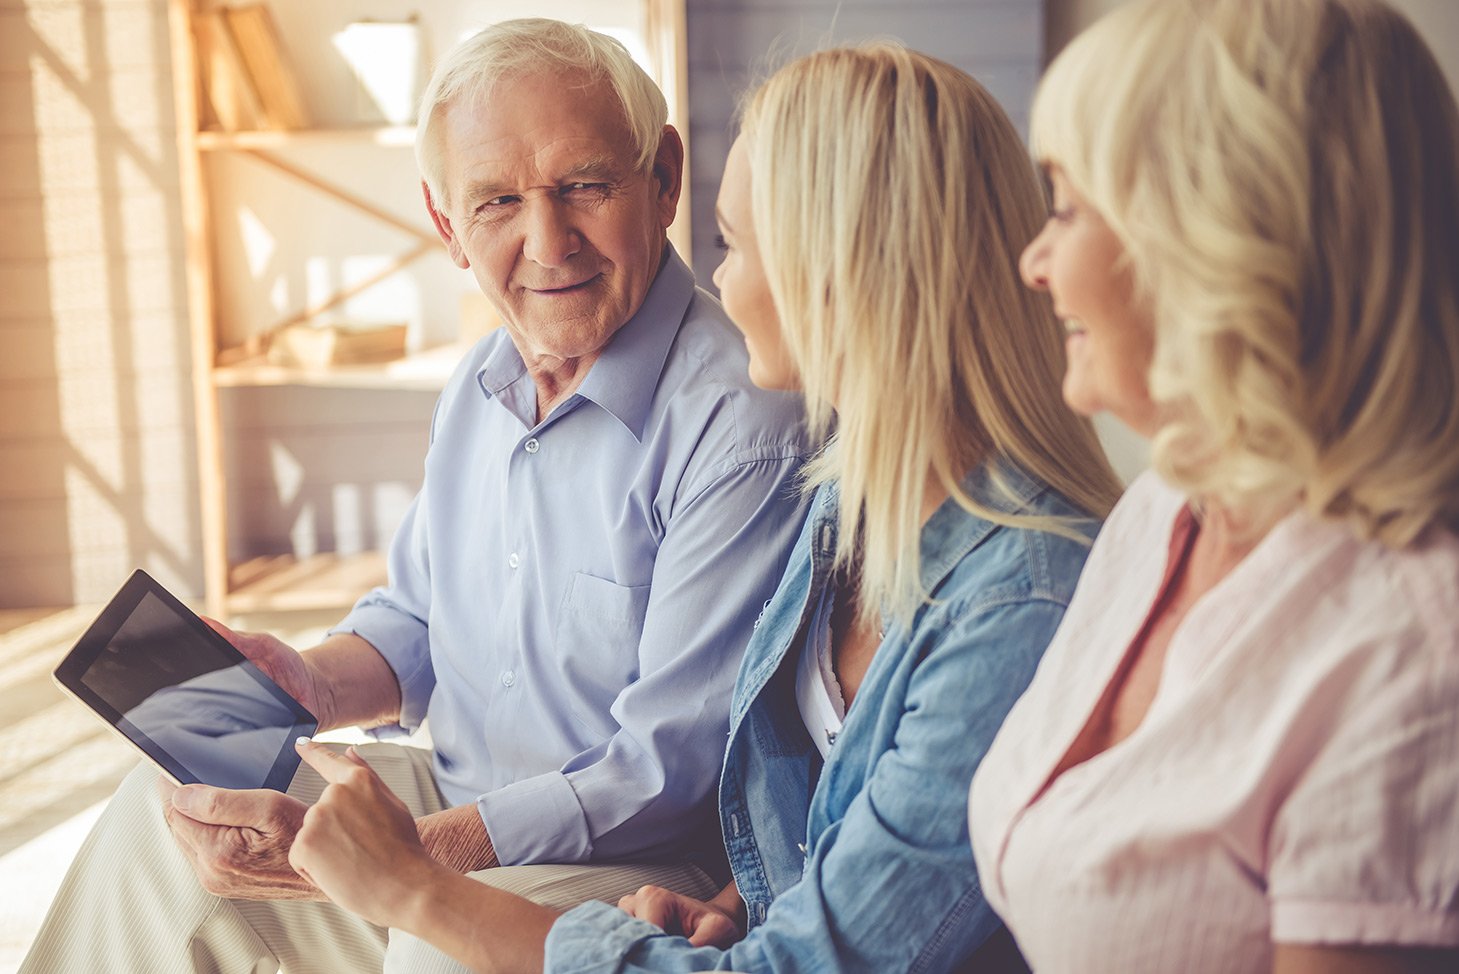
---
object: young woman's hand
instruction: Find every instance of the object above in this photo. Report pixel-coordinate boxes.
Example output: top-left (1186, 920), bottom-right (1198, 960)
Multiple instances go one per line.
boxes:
top-left (618, 881), bottom-right (746, 948)
top-left (288, 739), bottom-right (447, 928)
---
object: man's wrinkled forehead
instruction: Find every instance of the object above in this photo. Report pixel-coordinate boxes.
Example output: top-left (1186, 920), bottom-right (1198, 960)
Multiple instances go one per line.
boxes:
top-left (441, 82), bottom-right (627, 190)
top-left (447, 73), bottom-right (633, 156)
top-left (452, 66), bottom-right (632, 140)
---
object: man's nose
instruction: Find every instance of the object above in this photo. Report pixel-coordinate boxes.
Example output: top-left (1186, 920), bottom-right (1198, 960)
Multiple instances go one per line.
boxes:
top-left (522, 197), bottom-right (582, 267)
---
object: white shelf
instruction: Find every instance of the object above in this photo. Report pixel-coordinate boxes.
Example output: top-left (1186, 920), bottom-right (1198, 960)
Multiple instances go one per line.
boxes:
top-left (226, 551), bottom-right (388, 613)
top-left (213, 342), bottom-right (464, 391)
top-left (196, 125), bottom-right (415, 151)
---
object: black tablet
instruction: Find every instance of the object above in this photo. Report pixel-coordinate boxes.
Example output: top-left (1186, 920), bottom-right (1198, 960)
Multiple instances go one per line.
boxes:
top-left (53, 569), bottom-right (317, 791)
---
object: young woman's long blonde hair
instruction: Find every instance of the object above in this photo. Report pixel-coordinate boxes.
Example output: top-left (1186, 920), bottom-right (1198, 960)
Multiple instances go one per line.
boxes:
top-left (1033, 0), bottom-right (1459, 546)
top-left (740, 44), bottom-right (1123, 624)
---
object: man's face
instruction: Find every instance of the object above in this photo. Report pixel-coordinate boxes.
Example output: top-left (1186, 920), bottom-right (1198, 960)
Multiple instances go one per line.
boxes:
top-left (429, 71), bottom-right (679, 365)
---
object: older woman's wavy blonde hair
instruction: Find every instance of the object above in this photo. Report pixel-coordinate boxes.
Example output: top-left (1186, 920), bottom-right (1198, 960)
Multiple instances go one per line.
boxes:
top-left (741, 44), bottom-right (1123, 624)
top-left (1034, 0), bottom-right (1459, 545)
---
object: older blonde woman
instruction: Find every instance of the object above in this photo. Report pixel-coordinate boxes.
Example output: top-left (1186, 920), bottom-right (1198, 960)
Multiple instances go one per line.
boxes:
top-left (968, 1), bottom-right (1459, 971)
top-left (281, 44), bottom-right (1122, 972)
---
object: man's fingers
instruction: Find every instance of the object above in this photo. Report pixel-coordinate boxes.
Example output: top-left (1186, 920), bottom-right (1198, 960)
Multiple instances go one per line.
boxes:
top-left (161, 801), bottom-right (202, 857)
top-left (295, 738), bottom-right (377, 786)
top-left (154, 773), bottom-right (178, 803)
top-left (200, 615), bottom-right (243, 645)
top-left (170, 783), bottom-right (290, 828)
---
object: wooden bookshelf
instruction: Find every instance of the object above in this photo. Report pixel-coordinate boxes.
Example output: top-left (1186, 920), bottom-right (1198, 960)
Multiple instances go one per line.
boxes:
top-left (167, 0), bottom-right (690, 616)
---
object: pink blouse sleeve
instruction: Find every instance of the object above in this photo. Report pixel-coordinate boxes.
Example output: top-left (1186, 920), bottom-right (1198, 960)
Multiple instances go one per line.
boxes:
top-left (1267, 625), bottom-right (1459, 947)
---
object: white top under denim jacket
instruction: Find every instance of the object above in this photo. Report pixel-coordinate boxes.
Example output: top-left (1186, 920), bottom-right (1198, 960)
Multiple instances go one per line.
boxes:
top-left (545, 461), bottom-right (1100, 972)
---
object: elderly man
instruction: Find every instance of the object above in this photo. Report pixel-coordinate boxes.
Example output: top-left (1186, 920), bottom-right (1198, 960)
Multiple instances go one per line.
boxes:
top-left (23, 18), bottom-right (811, 974)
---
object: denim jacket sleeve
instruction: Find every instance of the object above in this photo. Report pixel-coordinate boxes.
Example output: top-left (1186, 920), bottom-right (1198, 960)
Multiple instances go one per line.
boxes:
top-left (544, 592), bottom-right (1070, 973)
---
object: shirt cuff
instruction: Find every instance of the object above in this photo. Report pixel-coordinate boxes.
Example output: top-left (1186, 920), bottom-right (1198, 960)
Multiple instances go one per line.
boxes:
top-left (546, 900), bottom-right (663, 974)
top-left (329, 602), bottom-right (433, 732)
top-left (1273, 899), bottom-right (1459, 947)
top-left (477, 770), bottom-right (592, 865)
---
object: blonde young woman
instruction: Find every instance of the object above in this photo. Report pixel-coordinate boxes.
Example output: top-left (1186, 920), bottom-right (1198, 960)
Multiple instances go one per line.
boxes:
top-left (283, 45), bottom-right (1122, 972)
top-left (968, 1), bottom-right (1459, 972)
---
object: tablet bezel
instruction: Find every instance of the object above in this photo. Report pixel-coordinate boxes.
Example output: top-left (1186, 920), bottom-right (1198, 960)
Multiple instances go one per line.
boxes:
top-left (53, 569), bottom-right (317, 792)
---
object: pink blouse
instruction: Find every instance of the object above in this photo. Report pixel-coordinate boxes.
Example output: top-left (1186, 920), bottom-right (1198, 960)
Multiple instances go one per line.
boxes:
top-left (969, 472), bottom-right (1459, 972)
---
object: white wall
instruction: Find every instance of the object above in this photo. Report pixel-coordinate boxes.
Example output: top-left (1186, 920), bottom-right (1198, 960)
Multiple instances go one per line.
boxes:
top-left (1049, 0), bottom-right (1458, 87)
top-left (1044, 0), bottom-right (1459, 482)
top-left (684, 0), bottom-right (1043, 288)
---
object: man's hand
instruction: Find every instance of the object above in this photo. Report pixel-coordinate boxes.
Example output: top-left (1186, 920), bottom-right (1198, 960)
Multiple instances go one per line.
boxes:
top-left (290, 740), bottom-right (449, 928)
top-left (202, 617), bottom-right (331, 728)
top-left (159, 776), bottom-right (321, 901)
top-left (617, 882), bottom-right (746, 949)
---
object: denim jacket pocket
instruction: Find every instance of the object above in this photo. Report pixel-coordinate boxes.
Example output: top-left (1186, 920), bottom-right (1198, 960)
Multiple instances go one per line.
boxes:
top-left (554, 571), bottom-right (651, 734)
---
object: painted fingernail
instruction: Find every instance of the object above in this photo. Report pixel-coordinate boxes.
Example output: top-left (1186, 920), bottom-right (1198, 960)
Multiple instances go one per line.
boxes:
top-left (296, 736), bottom-right (312, 747)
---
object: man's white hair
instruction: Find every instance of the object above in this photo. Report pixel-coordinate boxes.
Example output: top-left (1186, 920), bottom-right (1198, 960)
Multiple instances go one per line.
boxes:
top-left (415, 18), bottom-right (668, 213)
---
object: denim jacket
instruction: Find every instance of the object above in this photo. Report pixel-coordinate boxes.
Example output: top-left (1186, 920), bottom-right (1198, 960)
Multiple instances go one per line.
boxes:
top-left (546, 463), bottom-right (1098, 973)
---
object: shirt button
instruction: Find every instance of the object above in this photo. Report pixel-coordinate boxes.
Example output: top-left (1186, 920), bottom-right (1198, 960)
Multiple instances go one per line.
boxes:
top-left (523, 437), bottom-right (540, 454)
top-left (508, 552), bottom-right (520, 569)
top-left (500, 669), bottom-right (516, 688)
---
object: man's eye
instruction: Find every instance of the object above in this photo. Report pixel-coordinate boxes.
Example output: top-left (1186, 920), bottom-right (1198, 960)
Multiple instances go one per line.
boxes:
top-left (564, 182), bottom-right (612, 199)
top-left (476, 196), bottom-right (519, 214)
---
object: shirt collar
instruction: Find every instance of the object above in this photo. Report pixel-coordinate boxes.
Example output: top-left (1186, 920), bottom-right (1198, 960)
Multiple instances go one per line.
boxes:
top-left (916, 460), bottom-right (1047, 594)
top-left (474, 245), bottom-right (695, 441)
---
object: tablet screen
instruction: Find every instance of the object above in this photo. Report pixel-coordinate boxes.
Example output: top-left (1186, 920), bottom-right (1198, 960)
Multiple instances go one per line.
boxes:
top-left (56, 571), bottom-right (316, 791)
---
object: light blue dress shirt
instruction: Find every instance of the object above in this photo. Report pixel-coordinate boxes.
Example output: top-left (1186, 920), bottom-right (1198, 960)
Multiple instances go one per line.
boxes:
top-left (332, 250), bottom-right (814, 866)
top-left (545, 464), bottom-right (1097, 971)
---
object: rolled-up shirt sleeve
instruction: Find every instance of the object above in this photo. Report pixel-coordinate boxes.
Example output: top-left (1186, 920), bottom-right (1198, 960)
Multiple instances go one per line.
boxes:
top-left (479, 447), bottom-right (809, 865)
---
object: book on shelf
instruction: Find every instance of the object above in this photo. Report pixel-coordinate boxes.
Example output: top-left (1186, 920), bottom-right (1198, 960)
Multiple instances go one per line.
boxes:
top-left (221, 3), bottom-right (311, 130)
top-left (263, 323), bottom-right (408, 369)
top-left (194, 9), bottom-right (263, 131)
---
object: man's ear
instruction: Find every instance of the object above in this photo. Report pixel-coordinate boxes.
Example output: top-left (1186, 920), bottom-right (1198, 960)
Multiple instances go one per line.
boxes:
top-left (651, 125), bottom-right (685, 230)
top-left (422, 180), bottom-right (470, 269)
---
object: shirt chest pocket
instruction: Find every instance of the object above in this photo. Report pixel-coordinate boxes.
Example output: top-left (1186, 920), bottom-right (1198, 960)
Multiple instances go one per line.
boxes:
top-left (554, 572), bottom-right (651, 730)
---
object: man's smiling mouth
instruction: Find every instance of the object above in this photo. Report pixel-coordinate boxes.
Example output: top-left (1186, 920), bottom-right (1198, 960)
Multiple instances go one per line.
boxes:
top-left (528, 275), bottom-right (599, 295)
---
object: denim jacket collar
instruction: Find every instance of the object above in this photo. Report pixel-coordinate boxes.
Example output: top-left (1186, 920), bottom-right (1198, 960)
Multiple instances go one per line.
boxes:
top-left (809, 459), bottom-right (1047, 602)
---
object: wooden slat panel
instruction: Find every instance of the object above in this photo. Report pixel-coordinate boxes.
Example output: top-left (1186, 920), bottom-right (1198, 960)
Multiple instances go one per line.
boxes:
top-left (0, 129), bottom-right (175, 198)
top-left (0, 2), bottom-right (166, 73)
top-left (0, 483), bottom-right (199, 558)
top-left (0, 432), bottom-right (197, 501)
top-left (0, 253), bottom-right (184, 319)
top-left (0, 316), bottom-right (192, 379)
top-left (0, 194), bottom-right (180, 260)
top-left (0, 69), bottom-right (177, 136)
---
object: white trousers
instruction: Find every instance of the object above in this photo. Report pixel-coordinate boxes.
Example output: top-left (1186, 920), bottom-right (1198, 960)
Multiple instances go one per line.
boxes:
top-left (20, 743), bottom-right (716, 974)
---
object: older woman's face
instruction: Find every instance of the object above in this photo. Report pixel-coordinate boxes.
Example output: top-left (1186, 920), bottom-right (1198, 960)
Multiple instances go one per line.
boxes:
top-left (712, 137), bottom-right (798, 390)
top-left (1020, 168), bottom-right (1160, 436)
